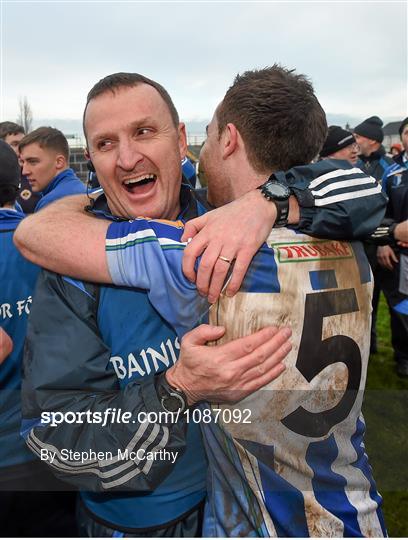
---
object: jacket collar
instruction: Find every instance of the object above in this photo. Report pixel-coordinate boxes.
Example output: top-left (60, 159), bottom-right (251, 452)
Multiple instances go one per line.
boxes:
top-left (359, 145), bottom-right (386, 162)
top-left (393, 151), bottom-right (408, 169)
top-left (41, 168), bottom-right (78, 197)
top-left (86, 183), bottom-right (204, 223)
top-left (0, 204), bottom-right (25, 229)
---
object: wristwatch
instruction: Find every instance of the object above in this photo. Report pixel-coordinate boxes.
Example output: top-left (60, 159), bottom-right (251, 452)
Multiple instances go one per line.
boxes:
top-left (155, 372), bottom-right (188, 414)
top-left (257, 176), bottom-right (291, 227)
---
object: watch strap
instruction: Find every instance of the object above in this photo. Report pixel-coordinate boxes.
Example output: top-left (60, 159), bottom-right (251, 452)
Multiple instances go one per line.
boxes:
top-left (272, 198), bottom-right (290, 227)
top-left (257, 182), bottom-right (290, 227)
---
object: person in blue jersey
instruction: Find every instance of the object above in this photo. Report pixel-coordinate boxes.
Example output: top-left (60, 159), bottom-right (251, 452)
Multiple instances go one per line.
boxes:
top-left (0, 140), bottom-right (78, 536)
top-left (18, 126), bottom-right (86, 212)
top-left (16, 67), bottom-right (388, 537)
top-left (376, 117), bottom-right (408, 376)
top-left (15, 72), bottom-right (295, 538)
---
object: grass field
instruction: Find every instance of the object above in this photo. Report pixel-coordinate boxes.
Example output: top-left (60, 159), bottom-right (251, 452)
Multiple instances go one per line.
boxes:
top-left (364, 295), bottom-right (408, 537)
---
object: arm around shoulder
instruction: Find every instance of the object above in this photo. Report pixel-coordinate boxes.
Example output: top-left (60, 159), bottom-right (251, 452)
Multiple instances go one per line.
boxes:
top-left (14, 194), bottom-right (112, 282)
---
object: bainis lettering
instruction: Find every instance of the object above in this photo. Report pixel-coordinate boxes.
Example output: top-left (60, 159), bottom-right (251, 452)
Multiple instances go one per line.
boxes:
top-left (110, 337), bottom-right (180, 380)
top-left (272, 240), bottom-right (353, 263)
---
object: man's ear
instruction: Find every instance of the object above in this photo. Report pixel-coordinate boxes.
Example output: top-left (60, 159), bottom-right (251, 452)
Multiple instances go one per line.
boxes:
top-left (84, 148), bottom-right (90, 160)
top-left (178, 123), bottom-right (188, 159)
top-left (222, 123), bottom-right (238, 159)
top-left (55, 154), bottom-right (67, 170)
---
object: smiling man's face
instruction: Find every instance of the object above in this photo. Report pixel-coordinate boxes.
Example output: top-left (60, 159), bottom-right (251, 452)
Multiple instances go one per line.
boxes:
top-left (85, 84), bottom-right (187, 220)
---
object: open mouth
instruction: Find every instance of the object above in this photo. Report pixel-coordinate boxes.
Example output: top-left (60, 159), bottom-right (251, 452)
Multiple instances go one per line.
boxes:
top-left (123, 174), bottom-right (157, 194)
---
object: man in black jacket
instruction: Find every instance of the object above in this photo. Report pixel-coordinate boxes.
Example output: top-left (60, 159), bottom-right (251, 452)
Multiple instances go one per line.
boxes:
top-left (376, 117), bottom-right (408, 375)
top-left (354, 116), bottom-right (394, 353)
top-left (354, 116), bottom-right (393, 180)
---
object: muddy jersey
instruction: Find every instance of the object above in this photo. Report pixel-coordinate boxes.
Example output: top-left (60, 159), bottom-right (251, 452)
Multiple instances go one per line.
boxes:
top-left (106, 219), bottom-right (386, 537)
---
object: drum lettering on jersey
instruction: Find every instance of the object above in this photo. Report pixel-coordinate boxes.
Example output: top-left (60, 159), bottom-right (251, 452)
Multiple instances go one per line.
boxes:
top-left (204, 228), bottom-right (380, 537)
top-left (274, 240), bottom-right (353, 263)
top-left (281, 288), bottom-right (361, 437)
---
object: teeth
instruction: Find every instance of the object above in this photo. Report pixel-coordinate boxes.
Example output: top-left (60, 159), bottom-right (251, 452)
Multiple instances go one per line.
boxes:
top-left (124, 174), bottom-right (155, 186)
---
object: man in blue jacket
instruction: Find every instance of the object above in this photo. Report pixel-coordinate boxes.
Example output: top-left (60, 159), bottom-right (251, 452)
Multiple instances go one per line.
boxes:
top-left (16, 73), bottom-right (293, 538)
top-left (0, 140), bottom-right (77, 536)
top-left (377, 117), bottom-right (408, 375)
top-left (18, 126), bottom-right (86, 211)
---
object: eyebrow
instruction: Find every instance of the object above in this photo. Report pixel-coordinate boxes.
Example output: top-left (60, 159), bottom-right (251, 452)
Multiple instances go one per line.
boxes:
top-left (91, 117), bottom-right (156, 143)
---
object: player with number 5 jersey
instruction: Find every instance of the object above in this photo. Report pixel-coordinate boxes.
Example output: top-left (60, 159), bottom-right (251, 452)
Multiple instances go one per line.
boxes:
top-left (105, 216), bottom-right (386, 537)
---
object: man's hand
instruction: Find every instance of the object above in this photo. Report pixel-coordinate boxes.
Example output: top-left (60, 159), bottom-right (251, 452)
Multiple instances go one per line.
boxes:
top-left (0, 328), bottom-right (13, 364)
top-left (377, 245), bottom-right (398, 270)
top-left (395, 220), bottom-right (408, 247)
top-left (181, 190), bottom-right (300, 303)
top-left (166, 324), bottom-right (291, 404)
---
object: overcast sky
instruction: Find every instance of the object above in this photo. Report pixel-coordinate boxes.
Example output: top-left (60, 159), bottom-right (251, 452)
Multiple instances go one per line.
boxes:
top-left (1, 0), bottom-right (407, 137)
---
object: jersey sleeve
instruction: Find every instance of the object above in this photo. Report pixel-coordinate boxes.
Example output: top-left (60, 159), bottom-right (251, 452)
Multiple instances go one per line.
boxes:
top-left (279, 160), bottom-right (388, 239)
top-left (21, 270), bottom-right (190, 492)
top-left (106, 218), bottom-right (208, 338)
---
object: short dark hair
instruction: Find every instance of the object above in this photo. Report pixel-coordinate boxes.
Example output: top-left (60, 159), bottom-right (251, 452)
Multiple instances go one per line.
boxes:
top-left (0, 185), bottom-right (19, 207)
top-left (0, 121), bottom-right (25, 140)
top-left (0, 139), bottom-right (21, 206)
top-left (83, 72), bottom-right (179, 139)
top-left (18, 127), bottom-right (69, 160)
top-left (216, 65), bottom-right (327, 172)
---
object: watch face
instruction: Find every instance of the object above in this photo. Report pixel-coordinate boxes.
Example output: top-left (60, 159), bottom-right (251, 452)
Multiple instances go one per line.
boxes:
top-left (161, 393), bottom-right (185, 413)
top-left (264, 181), bottom-right (291, 200)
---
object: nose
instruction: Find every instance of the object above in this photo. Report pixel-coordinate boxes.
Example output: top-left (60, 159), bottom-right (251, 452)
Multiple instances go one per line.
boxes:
top-left (21, 162), bottom-right (30, 176)
top-left (117, 139), bottom-right (143, 171)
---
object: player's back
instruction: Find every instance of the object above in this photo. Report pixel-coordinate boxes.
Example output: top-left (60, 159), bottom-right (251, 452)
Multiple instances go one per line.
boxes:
top-left (203, 228), bottom-right (386, 537)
